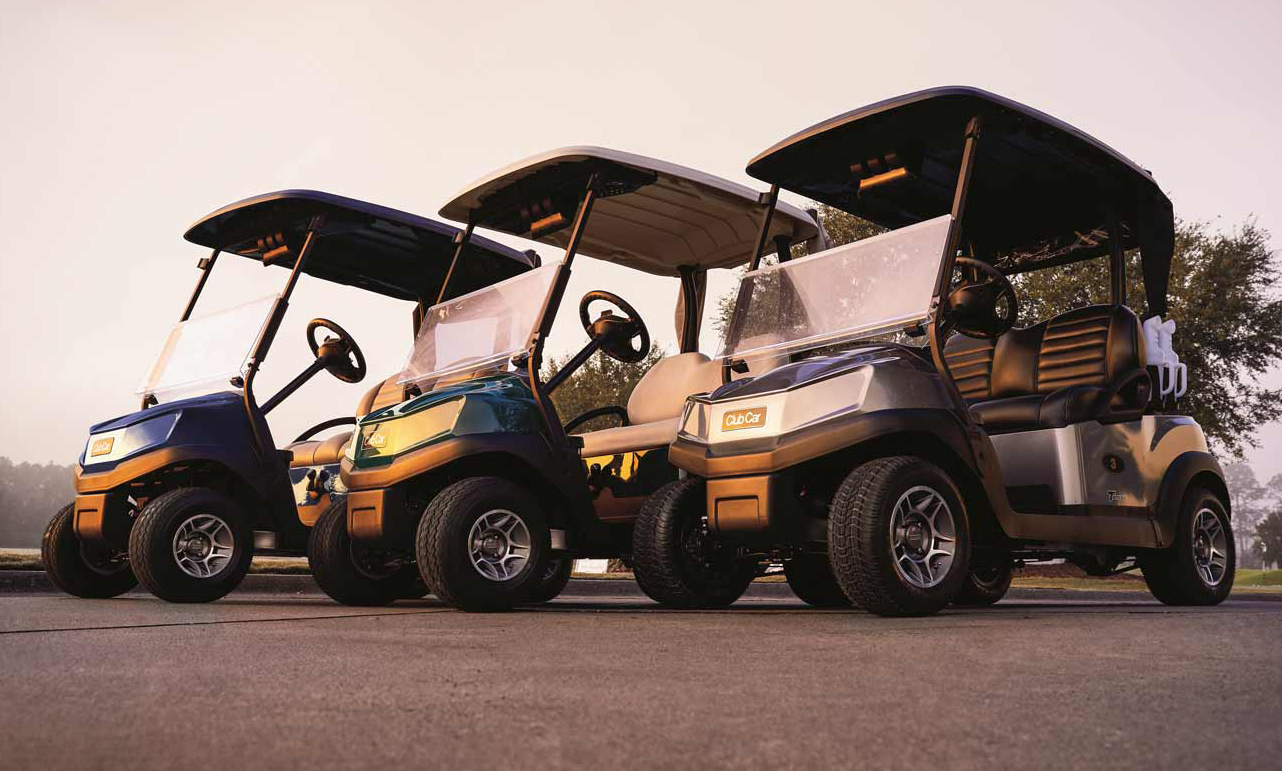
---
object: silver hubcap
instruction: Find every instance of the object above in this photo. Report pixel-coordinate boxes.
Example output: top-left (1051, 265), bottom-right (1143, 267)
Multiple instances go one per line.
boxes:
top-left (468, 509), bottom-right (531, 582)
top-left (1192, 508), bottom-right (1227, 587)
top-left (172, 514), bottom-right (235, 579)
top-left (890, 486), bottom-right (956, 589)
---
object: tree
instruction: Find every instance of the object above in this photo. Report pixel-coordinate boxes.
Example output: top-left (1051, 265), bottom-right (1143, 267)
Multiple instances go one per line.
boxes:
top-left (0, 457), bottom-right (77, 547)
top-left (541, 343), bottom-right (666, 434)
top-left (713, 205), bottom-right (1281, 457)
top-left (1254, 510), bottom-right (1282, 571)
top-left (1224, 462), bottom-right (1268, 569)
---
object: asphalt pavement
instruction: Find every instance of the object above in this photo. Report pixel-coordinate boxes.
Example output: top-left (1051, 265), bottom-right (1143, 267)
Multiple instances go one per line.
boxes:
top-left (1, 579), bottom-right (1279, 770)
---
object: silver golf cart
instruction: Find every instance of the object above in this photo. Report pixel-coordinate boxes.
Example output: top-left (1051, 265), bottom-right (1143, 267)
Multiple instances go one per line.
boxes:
top-left (632, 87), bottom-right (1233, 616)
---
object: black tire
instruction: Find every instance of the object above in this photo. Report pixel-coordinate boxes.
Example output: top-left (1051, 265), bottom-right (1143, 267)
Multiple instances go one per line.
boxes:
top-left (828, 456), bottom-right (971, 617)
top-left (953, 559), bottom-right (1013, 606)
top-left (524, 556), bottom-right (574, 604)
top-left (128, 487), bottom-right (253, 603)
top-left (1138, 487), bottom-right (1234, 606)
top-left (41, 503), bottom-right (137, 598)
top-left (632, 478), bottom-right (755, 609)
top-left (307, 499), bottom-right (421, 606)
top-left (416, 477), bottom-right (549, 612)
top-left (784, 555), bottom-right (853, 607)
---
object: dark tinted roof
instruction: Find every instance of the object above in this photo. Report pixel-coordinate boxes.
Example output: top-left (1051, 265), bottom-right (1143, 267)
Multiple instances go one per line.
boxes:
top-left (185, 190), bottom-right (537, 303)
top-left (747, 87), bottom-right (1174, 313)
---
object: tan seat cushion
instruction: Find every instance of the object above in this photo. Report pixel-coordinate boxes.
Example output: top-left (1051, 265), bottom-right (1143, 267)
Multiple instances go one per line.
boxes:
top-left (579, 418), bottom-right (680, 458)
top-left (575, 352), bottom-right (720, 459)
top-left (286, 430), bottom-right (353, 467)
top-left (625, 352), bottom-right (722, 425)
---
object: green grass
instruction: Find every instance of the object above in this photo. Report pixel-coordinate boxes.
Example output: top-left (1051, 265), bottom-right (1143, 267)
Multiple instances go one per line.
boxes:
top-left (1233, 568), bottom-right (1282, 587)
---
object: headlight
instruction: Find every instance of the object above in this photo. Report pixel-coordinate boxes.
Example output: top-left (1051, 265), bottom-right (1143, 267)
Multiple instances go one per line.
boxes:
top-left (354, 399), bottom-right (465, 460)
top-left (84, 412), bottom-right (180, 465)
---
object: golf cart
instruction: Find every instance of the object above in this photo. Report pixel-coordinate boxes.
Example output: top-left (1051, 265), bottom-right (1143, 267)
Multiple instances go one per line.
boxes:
top-left (44, 190), bottom-right (535, 603)
top-left (322, 148), bottom-right (816, 610)
top-left (632, 87), bottom-right (1234, 615)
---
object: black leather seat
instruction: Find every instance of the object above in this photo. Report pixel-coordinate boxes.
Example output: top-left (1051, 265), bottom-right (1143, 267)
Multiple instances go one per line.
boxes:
top-left (943, 305), bottom-right (1151, 434)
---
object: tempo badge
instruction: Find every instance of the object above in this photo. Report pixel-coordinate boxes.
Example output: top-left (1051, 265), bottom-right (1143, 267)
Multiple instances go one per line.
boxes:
top-left (722, 406), bottom-right (766, 432)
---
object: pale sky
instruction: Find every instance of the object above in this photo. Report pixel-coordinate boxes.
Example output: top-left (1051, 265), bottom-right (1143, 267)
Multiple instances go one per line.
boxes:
top-left (1, 0), bottom-right (1279, 478)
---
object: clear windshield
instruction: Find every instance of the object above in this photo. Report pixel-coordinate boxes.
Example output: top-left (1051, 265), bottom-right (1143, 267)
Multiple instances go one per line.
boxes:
top-left (719, 215), bottom-right (951, 359)
top-left (399, 263), bottom-right (560, 385)
top-left (136, 293), bottom-right (277, 400)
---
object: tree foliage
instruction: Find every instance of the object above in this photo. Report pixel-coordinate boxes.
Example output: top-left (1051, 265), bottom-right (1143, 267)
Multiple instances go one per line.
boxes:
top-left (1011, 218), bottom-right (1281, 457)
top-left (0, 458), bottom-right (75, 547)
top-left (541, 343), bottom-right (666, 434)
top-left (713, 204), bottom-right (1280, 457)
top-left (1254, 510), bottom-right (1282, 569)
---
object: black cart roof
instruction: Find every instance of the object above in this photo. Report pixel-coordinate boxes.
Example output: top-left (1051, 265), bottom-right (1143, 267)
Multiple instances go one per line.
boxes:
top-left (439, 147), bottom-right (817, 276)
top-left (746, 87), bottom-right (1174, 313)
top-left (184, 190), bottom-right (538, 303)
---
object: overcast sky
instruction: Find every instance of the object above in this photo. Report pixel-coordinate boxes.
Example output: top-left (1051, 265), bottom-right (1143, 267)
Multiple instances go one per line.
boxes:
top-left (1, 0), bottom-right (1279, 479)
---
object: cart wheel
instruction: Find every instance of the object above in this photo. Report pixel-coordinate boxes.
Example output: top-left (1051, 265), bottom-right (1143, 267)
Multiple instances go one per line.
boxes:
top-left (828, 456), bottom-right (970, 617)
top-left (1138, 487), bottom-right (1234, 606)
top-left (784, 554), bottom-right (853, 607)
top-left (308, 499), bottom-right (421, 606)
top-left (632, 479), bottom-right (755, 609)
top-left (953, 559), bottom-right (1013, 606)
top-left (128, 487), bottom-right (253, 603)
top-left (41, 503), bottom-right (137, 598)
top-left (524, 556), bottom-right (574, 604)
top-left (417, 477), bottom-right (549, 612)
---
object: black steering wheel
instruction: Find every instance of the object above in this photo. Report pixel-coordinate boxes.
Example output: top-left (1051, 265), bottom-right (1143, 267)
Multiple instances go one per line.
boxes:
top-left (578, 291), bottom-right (650, 364)
top-left (944, 258), bottom-right (1019, 339)
top-left (306, 318), bottom-right (367, 383)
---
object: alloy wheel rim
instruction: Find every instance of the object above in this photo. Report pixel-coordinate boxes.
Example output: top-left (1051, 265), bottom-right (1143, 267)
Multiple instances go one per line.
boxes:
top-left (468, 509), bottom-right (531, 582)
top-left (1191, 508), bottom-right (1228, 587)
top-left (172, 513), bottom-right (235, 579)
top-left (889, 485), bottom-right (956, 589)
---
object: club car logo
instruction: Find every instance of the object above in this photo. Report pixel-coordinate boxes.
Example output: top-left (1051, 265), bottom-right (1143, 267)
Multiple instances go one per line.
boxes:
top-left (722, 407), bottom-right (766, 432)
top-left (90, 437), bottom-right (115, 457)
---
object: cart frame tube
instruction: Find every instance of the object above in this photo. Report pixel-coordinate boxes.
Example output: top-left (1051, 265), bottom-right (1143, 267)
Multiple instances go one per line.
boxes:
top-left (240, 214), bottom-right (327, 455)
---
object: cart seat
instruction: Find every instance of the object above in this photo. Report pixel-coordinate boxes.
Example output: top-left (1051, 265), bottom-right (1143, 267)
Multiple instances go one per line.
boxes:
top-left (577, 352), bottom-right (723, 457)
top-left (943, 305), bottom-right (1150, 434)
top-left (286, 430), bottom-right (352, 467)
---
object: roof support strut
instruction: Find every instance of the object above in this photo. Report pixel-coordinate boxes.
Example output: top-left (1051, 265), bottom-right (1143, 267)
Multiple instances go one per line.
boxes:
top-left (927, 115), bottom-right (989, 465)
top-left (435, 218), bottom-right (477, 305)
top-left (525, 173), bottom-right (602, 445)
top-left (241, 214), bottom-right (327, 457)
top-left (1108, 209), bottom-right (1126, 307)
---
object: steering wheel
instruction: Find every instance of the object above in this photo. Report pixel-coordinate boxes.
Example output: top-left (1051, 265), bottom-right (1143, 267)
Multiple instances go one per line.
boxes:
top-left (944, 258), bottom-right (1019, 339)
top-left (306, 318), bottom-right (367, 383)
top-left (578, 291), bottom-right (650, 364)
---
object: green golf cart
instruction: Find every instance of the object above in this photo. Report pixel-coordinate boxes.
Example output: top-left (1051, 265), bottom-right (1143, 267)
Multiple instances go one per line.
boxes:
top-left (312, 148), bottom-right (816, 610)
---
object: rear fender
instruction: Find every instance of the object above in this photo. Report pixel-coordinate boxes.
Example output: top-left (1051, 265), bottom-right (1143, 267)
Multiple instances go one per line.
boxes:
top-left (1152, 451), bottom-right (1227, 548)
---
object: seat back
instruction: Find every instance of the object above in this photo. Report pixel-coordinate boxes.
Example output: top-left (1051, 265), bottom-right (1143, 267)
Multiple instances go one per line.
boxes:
top-left (943, 304), bottom-right (1148, 416)
top-left (626, 352), bottom-right (723, 425)
top-left (942, 335), bottom-right (997, 402)
top-left (1035, 305), bottom-right (1145, 397)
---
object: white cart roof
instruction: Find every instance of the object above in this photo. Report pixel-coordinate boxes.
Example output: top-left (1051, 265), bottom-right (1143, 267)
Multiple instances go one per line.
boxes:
top-left (439, 146), bottom-right (818, 276)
